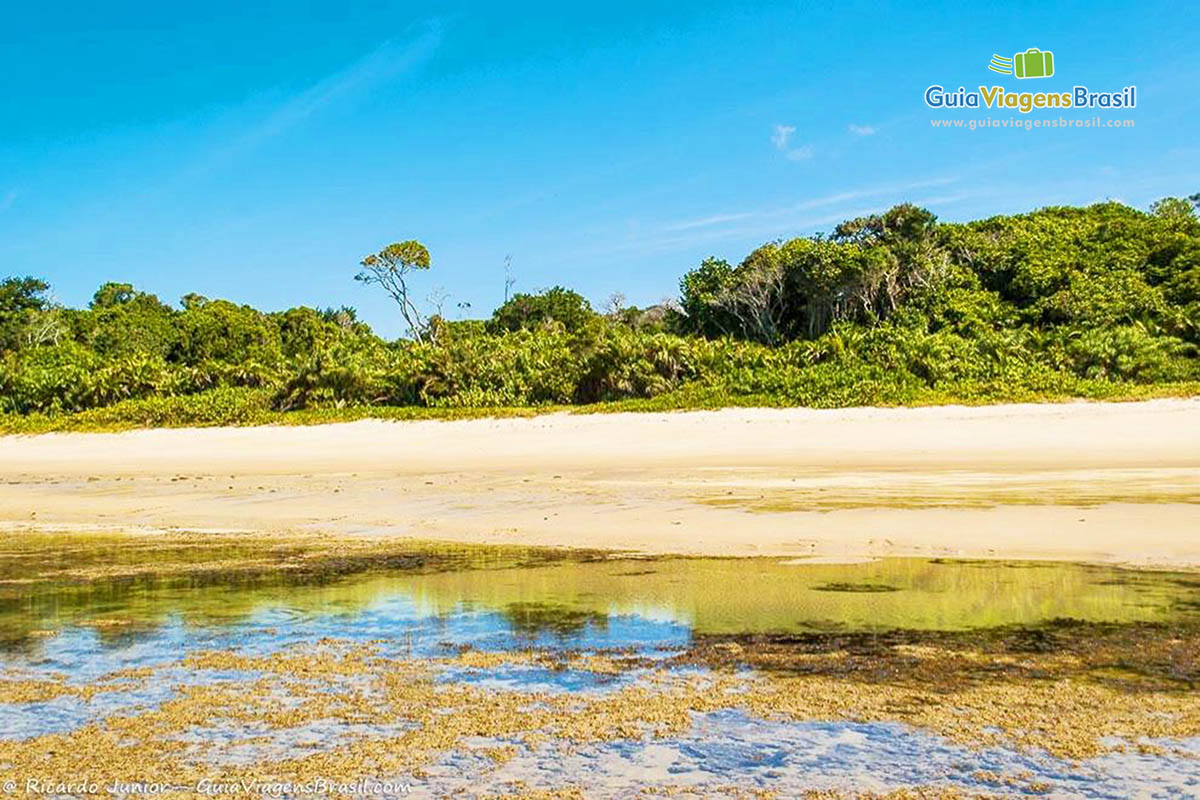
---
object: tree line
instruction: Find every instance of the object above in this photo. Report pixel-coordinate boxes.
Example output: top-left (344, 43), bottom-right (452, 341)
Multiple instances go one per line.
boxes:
top-left (1, 196), bottom-right (1198, 428)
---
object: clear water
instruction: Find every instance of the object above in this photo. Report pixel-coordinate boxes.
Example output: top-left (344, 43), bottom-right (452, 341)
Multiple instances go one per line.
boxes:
top-left (2, 539), bottom-right (1199, 797)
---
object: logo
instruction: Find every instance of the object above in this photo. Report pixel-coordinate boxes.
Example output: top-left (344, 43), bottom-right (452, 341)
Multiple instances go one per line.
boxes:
top-left (923, 45), bottom-right (1135, 114)
top-left (989, 48), bottom-right (1055, 79)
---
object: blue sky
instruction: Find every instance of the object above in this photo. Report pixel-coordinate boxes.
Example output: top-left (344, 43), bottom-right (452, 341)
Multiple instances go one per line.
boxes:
top-left (2, 1), bottom-right (1197, 335)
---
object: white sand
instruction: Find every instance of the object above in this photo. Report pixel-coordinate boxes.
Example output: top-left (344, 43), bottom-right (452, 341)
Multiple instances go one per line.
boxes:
top-left (1, 399), bottom-right (1198, 565)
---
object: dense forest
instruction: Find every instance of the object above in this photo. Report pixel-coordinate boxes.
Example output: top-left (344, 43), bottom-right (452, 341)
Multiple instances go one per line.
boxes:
top-left (2, 197), bottom-right (1199, 431)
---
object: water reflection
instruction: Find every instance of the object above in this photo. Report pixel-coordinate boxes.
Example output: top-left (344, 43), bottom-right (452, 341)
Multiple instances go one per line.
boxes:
top-left (2, 548), bottom-right (1199, 655)
top-left (2, 535), bottom-right (1199, 796)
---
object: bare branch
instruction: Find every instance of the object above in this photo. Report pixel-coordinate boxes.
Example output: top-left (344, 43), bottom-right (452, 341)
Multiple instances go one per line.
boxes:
top-left (503, 255), bottom-right (516, 303)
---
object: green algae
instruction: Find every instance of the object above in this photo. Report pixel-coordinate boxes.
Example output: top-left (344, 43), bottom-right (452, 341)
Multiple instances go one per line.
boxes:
top-left (1, 530), bottom-right (1198, 649)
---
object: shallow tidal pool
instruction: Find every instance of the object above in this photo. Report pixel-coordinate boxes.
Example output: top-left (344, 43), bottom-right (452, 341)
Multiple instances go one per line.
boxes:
top-left (0, 531), bottom-right (1199, 798)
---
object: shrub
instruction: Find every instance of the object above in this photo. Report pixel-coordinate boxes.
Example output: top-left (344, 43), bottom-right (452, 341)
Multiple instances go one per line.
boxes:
top-left (2, 198), bottom-right (1199, 427)
top-left (488, 287), bottom-right (596, 334)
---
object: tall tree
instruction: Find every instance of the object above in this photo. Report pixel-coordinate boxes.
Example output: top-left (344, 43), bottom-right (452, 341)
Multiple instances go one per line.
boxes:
top-left (90, 282), bottom-right (137, 308)
top-left (0, 277), bottom-right (50, 314)
top-left (355, 241), bottom-right (432, 341)
top-left (0, 276), bottom-right (58, 350)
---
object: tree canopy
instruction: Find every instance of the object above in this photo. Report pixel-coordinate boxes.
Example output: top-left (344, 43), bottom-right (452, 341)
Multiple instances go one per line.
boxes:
top-left (488, 287), bottom-right (596, 334)
top-left (1, 197), bottom-right (1198, 427)
top-left (355, 240), bottom-right (433, 340)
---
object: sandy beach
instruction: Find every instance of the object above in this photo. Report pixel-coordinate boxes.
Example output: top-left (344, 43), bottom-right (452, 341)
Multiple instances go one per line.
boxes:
top-left (1, 399), bottom-right (1198, 565)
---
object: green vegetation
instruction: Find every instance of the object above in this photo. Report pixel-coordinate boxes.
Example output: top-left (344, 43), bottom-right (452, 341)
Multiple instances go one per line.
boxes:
top-left (2, 529), bottom-right (1195, 643)
top-left (2, 198), bottom-right (1199, 432)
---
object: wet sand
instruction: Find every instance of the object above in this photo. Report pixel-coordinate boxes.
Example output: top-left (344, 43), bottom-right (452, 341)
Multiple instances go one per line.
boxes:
top-left (1, 399), bottom-right (1198, 565)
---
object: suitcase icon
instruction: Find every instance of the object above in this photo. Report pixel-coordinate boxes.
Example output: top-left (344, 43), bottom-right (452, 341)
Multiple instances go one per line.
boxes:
top-left (1013, 48), bottom-right (1054, 79)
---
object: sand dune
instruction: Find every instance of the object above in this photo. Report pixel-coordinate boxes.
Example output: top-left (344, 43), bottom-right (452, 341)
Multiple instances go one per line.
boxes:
top-left (1, 399), bottom-right (1198, 565)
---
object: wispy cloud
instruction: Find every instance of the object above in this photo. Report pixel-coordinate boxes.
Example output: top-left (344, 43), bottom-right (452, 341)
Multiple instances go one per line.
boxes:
top-left (771, 124), bottom-right (812, 161)
top-left (783, 144), bottom-right (813, 161)
top-left (664, 211), bottom-right (755, 232)
top-left (767, 176), bottom-right (958, 219)
top-left (912, 192), bottom-right (971, 207)
top-left (0, 189), bottom-right (16, 212)
top-left (188, 24), bottom-right (442, 176)
top-left (848, 123), bottom-right (876, 136)
top-left (605, 207), bottom-right (874, 257)
top-left (613, 176), bottom-right (964, 257)
top-left (45, 24), bottom-right (445, 243)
